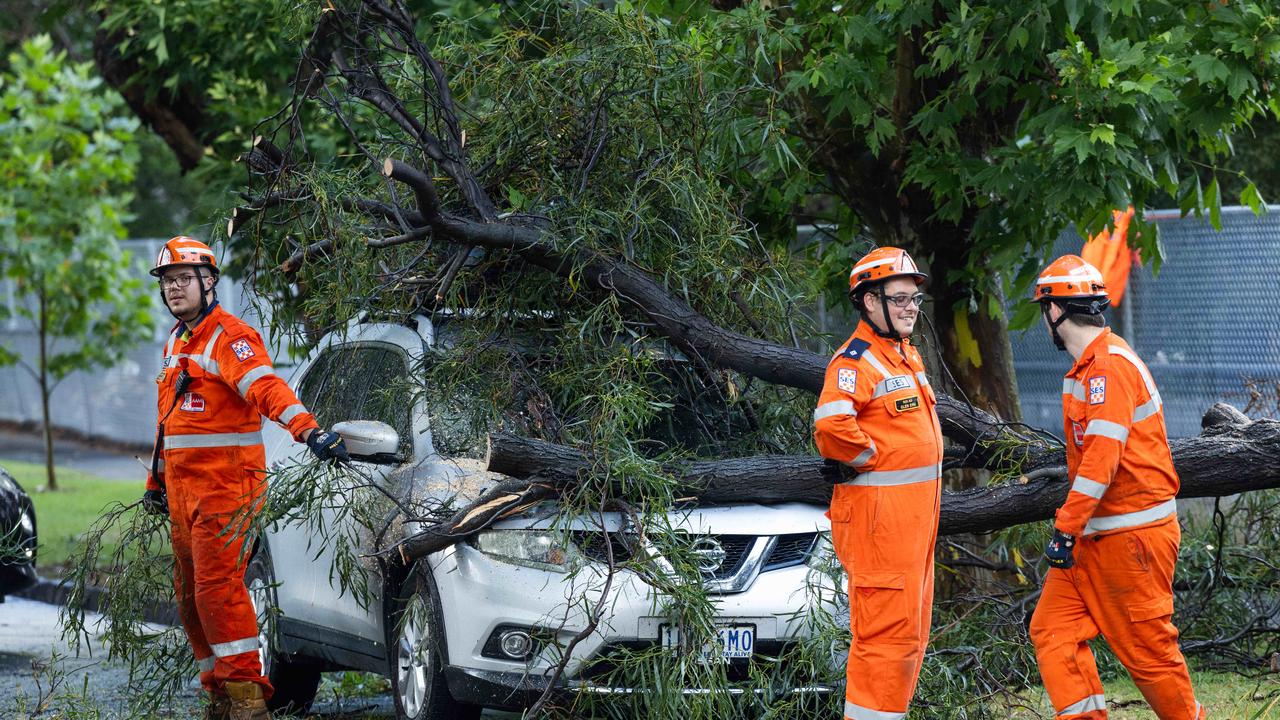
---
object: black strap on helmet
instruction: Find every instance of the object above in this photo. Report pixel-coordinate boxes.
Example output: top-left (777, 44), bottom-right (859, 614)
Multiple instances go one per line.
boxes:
top-left (1041, 296), bottom-right (1110, 351)
top-left (851, 283), bottom-right (911, 341)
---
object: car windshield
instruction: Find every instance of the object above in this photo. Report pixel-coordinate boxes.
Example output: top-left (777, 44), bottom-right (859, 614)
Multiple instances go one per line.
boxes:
top-left (424, 329), bottom-right (754, 461)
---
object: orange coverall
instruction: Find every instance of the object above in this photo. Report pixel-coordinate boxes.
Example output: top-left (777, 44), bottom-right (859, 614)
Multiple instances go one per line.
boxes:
top-left (813, 321), bottom-right (943, 720)
top-left (1029, 329), bottom-right (1204, 719)
top-left (147, 302), bottom-right (319, 697)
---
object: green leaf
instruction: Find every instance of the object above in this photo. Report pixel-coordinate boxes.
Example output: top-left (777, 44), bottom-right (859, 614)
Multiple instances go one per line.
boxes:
top-left (1206, 176), bottom-right (1221, 231)
top-left (1089, 123), bottom-right (1116, 146)
top-left (1240, 182), bottom-right (1265, 216)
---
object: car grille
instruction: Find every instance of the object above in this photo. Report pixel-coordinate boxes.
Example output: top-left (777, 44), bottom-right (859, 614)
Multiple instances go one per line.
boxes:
top-left (572, 532), bottom-right (818, 580)
top-left (763, 533), bottom-right (819, 571)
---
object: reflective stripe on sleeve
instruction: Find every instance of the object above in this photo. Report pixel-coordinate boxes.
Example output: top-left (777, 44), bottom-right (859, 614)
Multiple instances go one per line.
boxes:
top-left (843, 700), bottom-right (906, 720)
top-left (1084, 419), bottom-right (1129, 443)
top-left (210, 636), bottom-right (259, 658)
top-left (1058, 694), bottom-right (1106, 716)
top-left (236, 365), bottom-right (277, 397)
top-left (1070, 475), bottom-right (1108, 499)
top-left (1132, 395), bottom-right (1162, 423)
top-left (278, 403), bottom-right (308, 425)
top-left (197, 656), bottom-right (216, 672)
top-left (850, 442), bottom-right (876, 467)
top-left (915, 371), bottom-right (930, 387)
top-left (843, 462), bottom-right (939, 487)
top-left (165, 431), bottom-right (264, 450)
top-left (814, 400), bottom-right (857, 422)
top-left (1083, 499), bottom-right (1177, 536)
top-left (1063, 378), bottom-right (1086, 402)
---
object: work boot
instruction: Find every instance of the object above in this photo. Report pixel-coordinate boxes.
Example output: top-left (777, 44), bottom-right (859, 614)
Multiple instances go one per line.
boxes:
top-left (224, 681), bottom-right (271, 720)
top-left (201, 693), bottom-right (231, 720)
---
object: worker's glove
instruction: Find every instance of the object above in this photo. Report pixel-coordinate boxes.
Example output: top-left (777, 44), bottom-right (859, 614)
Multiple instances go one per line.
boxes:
top-left (819, 459), bottom-right (846, 484)
top-left (142, 489), bottom-right (169, 516)
top-left (1043, 529), bottom-right (1076, 569)
top-left (306, 429), bottom-right (350, 463)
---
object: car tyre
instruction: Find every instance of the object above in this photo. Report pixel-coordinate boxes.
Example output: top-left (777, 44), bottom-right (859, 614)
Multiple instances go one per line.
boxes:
top-left (245, 545), bottom-right (322, 716)
top-left (385, 561), bottom-right (481, 720)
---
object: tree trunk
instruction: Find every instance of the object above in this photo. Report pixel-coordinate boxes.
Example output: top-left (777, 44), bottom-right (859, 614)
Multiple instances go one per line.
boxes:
top-left (392, 408), bottom-right (1280, 563)
top-left (38, 288), bottom-right (57, 491)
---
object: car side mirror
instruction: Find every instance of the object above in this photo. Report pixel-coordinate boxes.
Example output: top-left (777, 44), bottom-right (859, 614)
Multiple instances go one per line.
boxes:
top-left (332, 420), bottom-right (404, 464)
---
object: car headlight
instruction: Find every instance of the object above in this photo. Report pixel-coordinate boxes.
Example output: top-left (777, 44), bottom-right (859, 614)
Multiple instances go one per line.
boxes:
top-left (472, 530), bottom-right (584, 572)
top-left (807, 531), bottom-right (837, 570)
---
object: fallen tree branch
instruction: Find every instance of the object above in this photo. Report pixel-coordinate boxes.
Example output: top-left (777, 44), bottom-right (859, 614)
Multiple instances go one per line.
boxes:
top-left (390, 409), bottom-right (1280, 563)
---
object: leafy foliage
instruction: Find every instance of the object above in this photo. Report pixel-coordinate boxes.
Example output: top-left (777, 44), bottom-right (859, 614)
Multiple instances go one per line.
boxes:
top-left (0, 34), bottom-right (153, 488)
top-left (690, 0), bottom-right (1280, 327)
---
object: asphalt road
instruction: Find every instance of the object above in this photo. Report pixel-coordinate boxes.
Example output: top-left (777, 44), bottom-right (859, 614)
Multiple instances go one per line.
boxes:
top-left (0, 594), bottom-right (528, 719)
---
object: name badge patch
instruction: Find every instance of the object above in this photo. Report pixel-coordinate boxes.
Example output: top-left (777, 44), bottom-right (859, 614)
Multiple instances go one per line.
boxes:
top-left (837, 368), bottom-right (858, 393)
top-left (179, 392), bottom-right (206, 412)
top-left (231, 338), bottom-right (256, 361)
top-left (1088, 376), bottom-right (1107, 405)
top-left (883, 375), bottom-right (913, 393)
top-left (895, 395), bottom-right (921, 412)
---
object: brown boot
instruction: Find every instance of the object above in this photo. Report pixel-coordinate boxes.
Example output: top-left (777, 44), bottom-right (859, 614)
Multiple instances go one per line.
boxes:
top-left (224, 681), bottom-right (271, 720)
top-left (201, 693), bottom-right (231, 720)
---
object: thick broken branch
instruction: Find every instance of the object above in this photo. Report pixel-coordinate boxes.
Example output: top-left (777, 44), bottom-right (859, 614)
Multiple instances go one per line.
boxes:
top-left (393, 411), bottom-right (1280, 563)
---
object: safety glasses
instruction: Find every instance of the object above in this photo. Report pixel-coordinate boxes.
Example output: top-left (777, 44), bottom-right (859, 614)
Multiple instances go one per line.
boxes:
top-left (881, 292), bottom-right (926, 308)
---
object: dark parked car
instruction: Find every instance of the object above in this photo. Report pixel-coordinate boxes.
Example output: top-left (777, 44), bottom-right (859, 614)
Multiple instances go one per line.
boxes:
top-left (0, 465), bottom-right (37, 601)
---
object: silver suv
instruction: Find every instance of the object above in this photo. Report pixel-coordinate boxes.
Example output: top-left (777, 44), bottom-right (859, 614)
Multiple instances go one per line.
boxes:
top-left (251, 316), bottom-right (837, 719)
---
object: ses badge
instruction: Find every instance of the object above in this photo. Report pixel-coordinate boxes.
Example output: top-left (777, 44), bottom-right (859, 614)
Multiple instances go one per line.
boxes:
top-left (179, 392), bottom-right (206, 412)
top-left (230, 338), bottom-right (256, 361)
top-left (837, 368), bottom-right (858, 393)
top-left (1088, 376), bottom-right (1107, 405)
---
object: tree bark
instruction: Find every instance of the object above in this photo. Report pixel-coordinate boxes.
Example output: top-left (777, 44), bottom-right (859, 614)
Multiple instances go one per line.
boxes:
top-left (93, 29), bottom-right (207, 171)
top-left (392, 410), bottom-right (1280, 563)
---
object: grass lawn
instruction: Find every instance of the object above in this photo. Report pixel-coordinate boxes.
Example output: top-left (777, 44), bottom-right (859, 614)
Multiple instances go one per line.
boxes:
top-left (1001, 670), bottom-right (1279, 719)
top-left (2, 459), bottom-right (140, 573)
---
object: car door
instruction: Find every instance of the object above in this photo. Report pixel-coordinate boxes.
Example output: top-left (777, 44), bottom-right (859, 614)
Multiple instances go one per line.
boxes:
top-left (261, 321), bottom-right (428, 649)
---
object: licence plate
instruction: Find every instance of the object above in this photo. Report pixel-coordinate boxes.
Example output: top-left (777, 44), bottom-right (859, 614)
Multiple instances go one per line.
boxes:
top-left (660, 624), bottom-right (755, 663)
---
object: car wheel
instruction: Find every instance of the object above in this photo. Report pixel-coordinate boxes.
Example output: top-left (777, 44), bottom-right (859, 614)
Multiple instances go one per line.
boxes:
top-left (385, 561), bottom-right (481, 720)
top-left (245, 545), bottom-right (322, 716)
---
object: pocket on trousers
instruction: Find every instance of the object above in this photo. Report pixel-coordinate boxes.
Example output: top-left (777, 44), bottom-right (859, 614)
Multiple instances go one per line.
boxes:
top-left (851, 571), bottom-right (911, 642)
top-left (853, 571), bottom-right (906, 590)
top-left (1127, 595), bottom-right (1174, 623)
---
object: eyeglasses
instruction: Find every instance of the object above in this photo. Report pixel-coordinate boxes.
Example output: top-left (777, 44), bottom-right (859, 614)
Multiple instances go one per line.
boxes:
top-left (159, 274), bottom-right (199, 289)
top-left (881, 292), bottom-right (926, 308)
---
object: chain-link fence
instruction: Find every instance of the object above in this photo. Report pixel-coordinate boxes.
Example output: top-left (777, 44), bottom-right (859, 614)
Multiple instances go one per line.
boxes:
top-left (0, 239), bottom-right (286, 447)
top-left (1011, 206), bottom-right (1280, 438)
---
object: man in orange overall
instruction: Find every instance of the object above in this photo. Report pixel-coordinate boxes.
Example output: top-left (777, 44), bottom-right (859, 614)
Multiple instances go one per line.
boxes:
top-left (1028, 255), bottom-right (1204, 719)
top-left (813, 246), bottom-right (944, 720)
top-left (142, 237), bottom-right (349, 720)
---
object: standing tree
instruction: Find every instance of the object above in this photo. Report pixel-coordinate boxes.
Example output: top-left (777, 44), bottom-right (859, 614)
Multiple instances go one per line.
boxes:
top-left (0, 35), bottom-right (154, 490)
top-left (699, 0), bottom-right (1280, 417)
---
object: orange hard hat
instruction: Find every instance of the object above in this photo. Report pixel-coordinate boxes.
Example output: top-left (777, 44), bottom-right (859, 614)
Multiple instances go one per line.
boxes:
top-left (1033, 255), bottom-right (1108, 302)
top-left (848, 246), bottom-right (928, 295)
top-left (150, 236), bottom-right (219, 277)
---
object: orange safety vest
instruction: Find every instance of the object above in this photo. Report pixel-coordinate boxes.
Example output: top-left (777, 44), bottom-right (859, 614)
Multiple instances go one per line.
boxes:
top-left (813, 321), bottom-right (943, 487)
top-left (1057, 329), bottom-right (1179, 537)
top-left (147, 303), bottom-right (318, 490)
